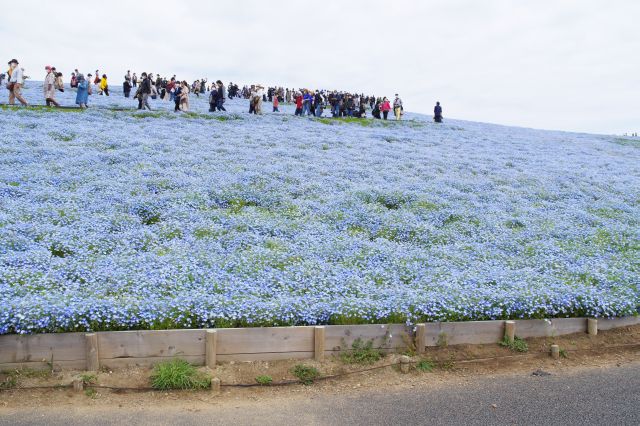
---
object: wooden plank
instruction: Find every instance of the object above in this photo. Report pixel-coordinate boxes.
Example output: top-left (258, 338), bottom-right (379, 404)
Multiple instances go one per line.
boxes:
top-left (598, 316), bottom-right (640, 331)
top-left (314, 326), bottom-right (325, 362)
top-left (0, 333), bottom-right (85, 363)
top-left (216, 326), bottom-right (314, 355)
top-left (98, 329), bottom-right (205, 360)
top-left (0, 359), bottom-right (87, 371)
top-left (217, 352), bottom-right (314, 362)
top-left (424, 321), bottom-right (503, 346)
top-left (85, 333), bottom-right (99, 371)
top-left (100, 355), bottom-right (204, 369)
top-left (515, 318), bottom-right (586, 338)
top-left (324, 347), bottom-right (403, 357)
top-left (324, 324), bottom-right (410, 351)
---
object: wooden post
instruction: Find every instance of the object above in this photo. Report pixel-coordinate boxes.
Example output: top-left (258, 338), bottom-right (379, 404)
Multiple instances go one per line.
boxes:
top-left (314, 326), bottom-right (325, 362)
top-left (504, 321), bottom-right (515, 344)
top-left (72, 378), bottom-right (84, 392)
top-left (415, 324), bottom-right (426, 355)
top-left (587, 318), bottom-right (598, 336)
top-left (85, 333), bottom-right (99, 372)
top-left (400, 355), bottom-right (411, 374)
top-left (206, 330), bottom-right (217, 369)
top-left (550, 344), bottom-right (560, 360)
top-left (211, 377), bottom-right (221, 394)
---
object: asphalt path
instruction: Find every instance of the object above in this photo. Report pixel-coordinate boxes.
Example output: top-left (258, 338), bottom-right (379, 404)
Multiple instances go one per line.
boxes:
top-left (2, 363), bottom-right (639, 425)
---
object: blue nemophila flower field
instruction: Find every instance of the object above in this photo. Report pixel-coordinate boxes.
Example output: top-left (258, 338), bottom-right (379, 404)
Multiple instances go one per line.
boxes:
top-left (0, 82), bottom-right (639, 334)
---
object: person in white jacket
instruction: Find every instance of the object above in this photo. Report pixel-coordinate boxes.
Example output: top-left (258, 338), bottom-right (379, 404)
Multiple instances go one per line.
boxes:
top-left (251, 85), bottom-right (264, 115)
top-left (7, 59), bottom-right (28, 106)
top-left (393, 94), bottom-right (403, 120)
top-left (43, 66), bottom-right (60, 107)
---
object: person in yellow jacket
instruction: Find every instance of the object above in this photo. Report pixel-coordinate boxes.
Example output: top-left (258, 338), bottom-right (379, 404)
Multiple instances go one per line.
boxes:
top-left (99, 74), bottom-right (109, 96)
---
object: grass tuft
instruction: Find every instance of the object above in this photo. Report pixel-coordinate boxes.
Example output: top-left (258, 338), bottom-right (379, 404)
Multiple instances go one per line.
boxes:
top-left (150, 359), bottom-right (211, 390)
top-left (499, 336), bottom-right (529, 352)
top-left (416, 359), bottom-right (435, 372)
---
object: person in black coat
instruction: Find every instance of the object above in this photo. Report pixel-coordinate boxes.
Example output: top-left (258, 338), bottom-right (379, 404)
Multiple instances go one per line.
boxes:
top-left (209, 87), bottom-right (219, 112)
top-left (174, 85), bottom-right (183, 112)
top-left (123, 80), bottom-right (132, 98)
top-left (372, 101), bottom-right (381, 119)
top-left (434, 102), bottom-right (443, 123)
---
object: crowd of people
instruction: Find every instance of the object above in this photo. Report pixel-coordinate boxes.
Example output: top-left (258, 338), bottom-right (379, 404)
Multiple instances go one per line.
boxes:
top-left (2, 59), bottom-right (445, 122)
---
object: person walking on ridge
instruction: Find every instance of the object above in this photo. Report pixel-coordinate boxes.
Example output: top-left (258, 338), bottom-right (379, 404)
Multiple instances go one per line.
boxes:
top-left (7, 59), bottom-right (28, 106)
top-left (43, 65), bottom-right (60, 107)
top-left (393, 94), bottom-right (403, 120)
top-left (434, 101), bottom-right (443, 123)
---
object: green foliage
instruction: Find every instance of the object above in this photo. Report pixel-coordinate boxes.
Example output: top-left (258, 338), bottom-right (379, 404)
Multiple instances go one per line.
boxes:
top-left (412, 200), bottom-right (439, 211)
top-left (500, 336), bottom-right (529, 352)
top-left (255, 375), bottom-right (273, 385)
top-left (613, 138), bottom-right (640, 148)
top-left (291, 364), bottom-right (320, 385)
top-left (559, 348), bottom-right (568, 358)
top-left (0, 104), bottom-right (83, 113)
top-left (48, 131), bottom-right (76, 142)
top-left (150, 359), bottom-right (211, 390)
top-left (505, 219), bottom-right (526, 230)
top-left (443, 214), bottom-right (463, 226)
top-left (80, 373), bottom-right (97, 385)
top-left (0, 375), bottom-right (17, 389)
top-left (340, 338), bottom-right (383, 365)
top-left (132, 111), bottom-right (174, 119)
top-left (49, 243), bottom-right (73, 258)
top-left (416, 359), bottom-right (435, 372)
top-left (84, 387), bottom-right (97, 398)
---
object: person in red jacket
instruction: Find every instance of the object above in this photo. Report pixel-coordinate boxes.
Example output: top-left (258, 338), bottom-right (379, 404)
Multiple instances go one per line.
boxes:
top-left (294, 93), bottom-right (303, 116)
top-left (379, 97), bottom-right (392, 120)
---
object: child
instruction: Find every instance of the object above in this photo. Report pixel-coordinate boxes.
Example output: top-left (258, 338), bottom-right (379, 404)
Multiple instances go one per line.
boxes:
top-left (273, 95), bottom-right (279, 113)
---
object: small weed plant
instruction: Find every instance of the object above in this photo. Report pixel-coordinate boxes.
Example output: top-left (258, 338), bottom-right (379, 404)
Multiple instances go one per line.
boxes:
top-left (255, 375), bottom-right (273, 386)
top-left (291, 364), bottom-right (320, 385)
top-left (340, 338), bottom-right (383, 365)
top-left (500, 336), bottom-right (529, 353)
top-left (150, 359), bottom-right (211, 390)
top-left (0, 375), bottom-right (17, 389)
top-left (80, 373), bottom-right (97, 385)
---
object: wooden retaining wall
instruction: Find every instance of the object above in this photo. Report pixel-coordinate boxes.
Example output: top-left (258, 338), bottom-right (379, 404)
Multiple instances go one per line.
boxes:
top-left (0, 317), bottom-right (638, 371)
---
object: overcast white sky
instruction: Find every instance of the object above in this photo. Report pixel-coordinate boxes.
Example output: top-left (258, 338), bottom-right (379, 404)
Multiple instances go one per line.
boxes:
top-left (2, 0), bottom-right (638, 134)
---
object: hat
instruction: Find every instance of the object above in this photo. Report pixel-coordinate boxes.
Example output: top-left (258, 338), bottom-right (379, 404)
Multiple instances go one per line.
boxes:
top-left (8, 59), bottom-right (18, 65)
top-left (45, 65), bottom-right (52, 70)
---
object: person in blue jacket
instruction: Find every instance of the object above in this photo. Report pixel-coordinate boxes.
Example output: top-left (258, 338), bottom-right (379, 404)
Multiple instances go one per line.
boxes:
top-left (75, 73), bottom-right (90, 108)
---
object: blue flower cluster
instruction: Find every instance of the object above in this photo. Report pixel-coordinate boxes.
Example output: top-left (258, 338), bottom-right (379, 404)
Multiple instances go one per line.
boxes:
top-left (0, 82), bottom-right (639, 334)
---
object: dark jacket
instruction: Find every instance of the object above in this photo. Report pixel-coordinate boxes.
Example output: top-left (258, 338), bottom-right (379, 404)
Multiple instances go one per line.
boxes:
top-left (141, 78), bottom-right (152, 94)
